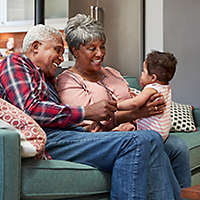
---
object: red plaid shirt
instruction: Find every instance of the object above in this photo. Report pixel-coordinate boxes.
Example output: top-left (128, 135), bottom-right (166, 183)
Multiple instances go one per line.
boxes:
top-left (0, 53), bottom-right (84, 128)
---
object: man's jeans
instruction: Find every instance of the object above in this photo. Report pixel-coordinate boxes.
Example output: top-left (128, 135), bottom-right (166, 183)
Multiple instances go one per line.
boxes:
top-left (45, 127), bottom-right (181, 200)
top-left (164, 134), bottom-right (191, 188)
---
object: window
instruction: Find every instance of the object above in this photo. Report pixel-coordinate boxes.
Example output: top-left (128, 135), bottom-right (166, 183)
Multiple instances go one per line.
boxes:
top-left (0, 0), bottom-right (68, 32)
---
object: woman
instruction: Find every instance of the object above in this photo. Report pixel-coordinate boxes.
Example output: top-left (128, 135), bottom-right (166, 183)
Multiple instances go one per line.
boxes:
top-left (57, 13), bottom-right (191, 190)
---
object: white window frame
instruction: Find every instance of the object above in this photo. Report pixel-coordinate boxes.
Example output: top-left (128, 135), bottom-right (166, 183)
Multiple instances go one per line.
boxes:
top-left (0, 0), bottom-right (6, 25)
top-left (0, 0), bottom-right (68, 33)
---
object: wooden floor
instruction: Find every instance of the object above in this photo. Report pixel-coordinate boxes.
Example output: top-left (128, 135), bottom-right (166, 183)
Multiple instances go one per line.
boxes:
top-left (181, 185), bottom-right (200, 200)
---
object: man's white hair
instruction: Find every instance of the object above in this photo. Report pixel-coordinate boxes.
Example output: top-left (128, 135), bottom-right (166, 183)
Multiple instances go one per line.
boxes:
top-left (22, 24), bottom-right (62, 52)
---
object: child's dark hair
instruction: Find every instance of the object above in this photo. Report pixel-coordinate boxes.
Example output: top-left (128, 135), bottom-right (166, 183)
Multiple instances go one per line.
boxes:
top-left (145, 51), bottom-right (177, 83)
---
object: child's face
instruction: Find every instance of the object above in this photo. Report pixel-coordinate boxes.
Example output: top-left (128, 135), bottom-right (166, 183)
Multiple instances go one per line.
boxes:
top-left (140, 61), bottom-right (154, 88)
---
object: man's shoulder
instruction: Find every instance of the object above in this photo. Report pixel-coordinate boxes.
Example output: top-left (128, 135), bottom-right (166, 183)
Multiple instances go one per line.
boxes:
top-left (7, 52), bottom-right (24, 62)
top-left (1, 53), bottom-right (26, 67)
top-left (0, 53), bottom-right (42, 85)
top-left (6, 53), bottom-right (38, 72)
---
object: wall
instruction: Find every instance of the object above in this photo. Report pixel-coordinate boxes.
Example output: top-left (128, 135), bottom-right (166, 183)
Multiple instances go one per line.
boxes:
top-left (145, 0), bottom-right (163, 54)
top-left (146, 0), bottom-right (200, 107)
top-left (69, 0), bottom-right (143, 78)
top-left (0, 32), bottom-right (26, 52)
top-left (164, 0), bottom-right (200, 107)
top-left (0, 30), bottom-right (67, 62)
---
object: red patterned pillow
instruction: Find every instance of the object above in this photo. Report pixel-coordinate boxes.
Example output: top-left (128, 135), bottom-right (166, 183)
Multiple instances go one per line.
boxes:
top-left (0, 98), bottom-right (46, 158)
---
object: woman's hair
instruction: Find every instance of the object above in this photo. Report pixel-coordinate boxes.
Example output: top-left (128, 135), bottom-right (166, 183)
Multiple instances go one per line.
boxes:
top-left (22, 24), bottom-right (62, 52)
top-left (145, 51), bottom-right (177, 83)
top-left (64, 14), bottom-right (106, 56)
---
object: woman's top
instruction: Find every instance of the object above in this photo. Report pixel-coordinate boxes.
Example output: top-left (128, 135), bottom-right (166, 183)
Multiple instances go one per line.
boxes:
top-left (137, 83), bottom-right (172, 140)
top-left (56, 66), bottom-right (137, 132)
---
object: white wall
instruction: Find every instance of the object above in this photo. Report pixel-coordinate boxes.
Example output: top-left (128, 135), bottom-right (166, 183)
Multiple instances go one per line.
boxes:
top-left (145, 0), bottom-right (200, 107)
top-left (164, 0), bottom-right (200, 107)
top-left (69, 0), bottom-right (143, 77)
top-left (145, 0), bottom-right (163, 55)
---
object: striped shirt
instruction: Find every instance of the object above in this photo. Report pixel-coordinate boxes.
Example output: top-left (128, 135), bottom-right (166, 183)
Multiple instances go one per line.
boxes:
top-left (0, 53), bottom-right (84, 129)
top-left (137, 83), bottom-right (172, 141)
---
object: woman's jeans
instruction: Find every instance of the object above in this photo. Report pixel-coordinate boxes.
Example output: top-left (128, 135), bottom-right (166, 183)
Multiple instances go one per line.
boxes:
top-left (45, 127), bottom-right (181, 200)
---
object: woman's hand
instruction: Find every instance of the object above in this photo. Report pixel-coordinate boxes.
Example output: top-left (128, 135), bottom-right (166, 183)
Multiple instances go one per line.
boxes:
top-left (115, 93), bottom-right (166, 124)
top-left (83, 120), bottom-right (115, 132)
top-left (135, 92), bottom-right (166, 118)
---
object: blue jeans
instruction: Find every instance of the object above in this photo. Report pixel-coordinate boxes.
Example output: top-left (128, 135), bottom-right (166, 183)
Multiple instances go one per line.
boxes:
top-left (45, 127), bottom-right (181, 200)
top-left (164, 134), bottom-right (191, 188)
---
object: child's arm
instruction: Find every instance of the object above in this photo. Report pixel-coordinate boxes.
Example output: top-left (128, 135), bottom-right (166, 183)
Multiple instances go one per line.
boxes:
top-left (117, 87), bottom-right (157, 110)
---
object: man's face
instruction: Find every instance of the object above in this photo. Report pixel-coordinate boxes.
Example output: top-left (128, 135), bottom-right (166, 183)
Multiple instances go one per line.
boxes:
top-left (36, 36), bottom-right (64, 78)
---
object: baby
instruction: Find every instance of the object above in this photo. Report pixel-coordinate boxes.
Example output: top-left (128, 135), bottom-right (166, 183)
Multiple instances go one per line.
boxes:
top-left (118, 51), bottom-right (177, 141)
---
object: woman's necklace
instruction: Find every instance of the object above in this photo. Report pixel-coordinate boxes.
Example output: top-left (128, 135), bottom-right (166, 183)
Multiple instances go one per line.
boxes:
top-left (70, 66), bottom-right (117, 100)
top-left (70, 66), bottom-right (104, 82)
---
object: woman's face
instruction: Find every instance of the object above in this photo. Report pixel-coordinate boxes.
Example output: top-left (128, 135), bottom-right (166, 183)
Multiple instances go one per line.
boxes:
top-left (74, 39), bottom-right (106, 73)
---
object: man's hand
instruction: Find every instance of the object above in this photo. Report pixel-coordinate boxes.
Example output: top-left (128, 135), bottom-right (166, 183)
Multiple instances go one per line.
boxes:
top-left (84, 100), bottom-right (117, 122)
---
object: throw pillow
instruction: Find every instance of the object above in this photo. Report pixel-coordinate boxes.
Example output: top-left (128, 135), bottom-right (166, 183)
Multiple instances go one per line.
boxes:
top-left (170, 101), bottom-right (197, 132)
top-left (0, 98), bottom-right (46, 158)
top-left (130, 88), bottom-right (197, 132)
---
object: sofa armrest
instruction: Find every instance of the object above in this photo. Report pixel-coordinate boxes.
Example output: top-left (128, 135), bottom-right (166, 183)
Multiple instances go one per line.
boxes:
top-left (193, 107), bottom-right (200, 128)
top-left (0, 128), bottom-right (21, 200)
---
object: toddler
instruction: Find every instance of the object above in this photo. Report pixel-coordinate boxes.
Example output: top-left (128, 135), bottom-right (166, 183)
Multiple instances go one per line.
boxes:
top-left (118, 51), bottom-right (177, 141)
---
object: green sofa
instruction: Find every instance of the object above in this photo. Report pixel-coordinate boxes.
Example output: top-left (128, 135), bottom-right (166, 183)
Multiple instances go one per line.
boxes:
top-left (0, 77), bottom-right (200, 200)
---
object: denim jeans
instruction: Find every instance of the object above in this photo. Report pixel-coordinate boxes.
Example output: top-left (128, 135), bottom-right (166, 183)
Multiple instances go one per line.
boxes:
top-left (164, 134), bottom-right (191, 188)
top-left (45, 127), bottom-right (181, 200)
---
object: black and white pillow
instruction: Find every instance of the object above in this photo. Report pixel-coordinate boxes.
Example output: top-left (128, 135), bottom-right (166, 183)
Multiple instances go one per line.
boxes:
top-left (170, 101), bottom-right (196, 132)
top-left (130, 88), bottom-right (197, 132)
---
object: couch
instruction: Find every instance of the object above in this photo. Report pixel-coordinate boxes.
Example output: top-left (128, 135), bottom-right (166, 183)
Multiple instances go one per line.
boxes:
top-left (0, 76), bottom-right (200, 200)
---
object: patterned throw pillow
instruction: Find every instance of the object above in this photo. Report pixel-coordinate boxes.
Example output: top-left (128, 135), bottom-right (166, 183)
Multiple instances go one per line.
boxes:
top-left (0, 98), bottom-right (46, 158)
top-left (170, 101), bottom-right (197, 132)
top-left (130, 88), bottom-right (197, 132)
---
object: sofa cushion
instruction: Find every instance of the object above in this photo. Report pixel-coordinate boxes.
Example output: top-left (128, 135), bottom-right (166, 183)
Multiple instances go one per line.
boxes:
top-left (21, 159), bottom-right (111, 200)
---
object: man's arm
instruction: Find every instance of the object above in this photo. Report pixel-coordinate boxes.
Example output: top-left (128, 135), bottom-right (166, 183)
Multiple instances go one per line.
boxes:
top-left (117, 87), bottom-right (157, 110)
top-left (84, 100), bottom-right (117, 121)
top-left (0, 54), bottom-right (84, 128)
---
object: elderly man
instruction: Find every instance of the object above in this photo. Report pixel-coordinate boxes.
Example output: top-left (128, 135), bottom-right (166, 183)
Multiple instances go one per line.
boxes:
top-left (0, 24), bottom-right (181, 199)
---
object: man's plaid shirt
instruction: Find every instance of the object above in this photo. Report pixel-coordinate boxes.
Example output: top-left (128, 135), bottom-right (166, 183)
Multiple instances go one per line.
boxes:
top-left (0, 53), bottom-right (84, 129)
